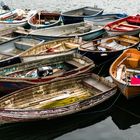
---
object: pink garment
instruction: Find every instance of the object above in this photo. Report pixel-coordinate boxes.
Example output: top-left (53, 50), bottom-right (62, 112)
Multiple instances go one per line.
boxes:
top-left (131, 77), bottom-right (140, 85)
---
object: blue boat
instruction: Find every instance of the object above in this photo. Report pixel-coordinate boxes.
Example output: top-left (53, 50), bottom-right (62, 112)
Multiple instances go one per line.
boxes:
top-left (0, 36), bottom-right (44, 67)
top-left (84, 13), bottom-right (128, 26)
top-left (61, 6), bottom-right (103, 24)
top-left (29, 22), bottom-right (106, 41)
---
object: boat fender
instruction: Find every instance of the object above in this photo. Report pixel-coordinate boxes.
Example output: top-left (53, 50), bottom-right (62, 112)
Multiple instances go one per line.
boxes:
top-left (37, 66), bottom-right (53, 77)
top-left (116, 64), bottom-right (126, 81)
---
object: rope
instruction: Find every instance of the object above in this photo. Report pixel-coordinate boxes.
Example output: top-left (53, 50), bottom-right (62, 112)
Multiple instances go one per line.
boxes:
top-left (75, 91), bottom-right (121, 116)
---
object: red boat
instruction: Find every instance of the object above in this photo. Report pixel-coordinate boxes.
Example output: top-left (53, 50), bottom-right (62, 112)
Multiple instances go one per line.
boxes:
top-left (104, 15), bottom-right (140, 36)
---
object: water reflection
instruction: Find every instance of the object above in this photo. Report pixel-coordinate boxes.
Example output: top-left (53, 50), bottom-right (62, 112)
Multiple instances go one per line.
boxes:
top-left (111, 95), bottom-right (140, 130)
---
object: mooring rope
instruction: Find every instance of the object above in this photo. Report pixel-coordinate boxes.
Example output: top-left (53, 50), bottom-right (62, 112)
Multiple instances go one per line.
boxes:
top-left (76, 91), bottom-right (121, 115)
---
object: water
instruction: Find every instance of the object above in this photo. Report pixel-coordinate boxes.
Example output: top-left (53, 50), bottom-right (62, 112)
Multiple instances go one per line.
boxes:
top-left (0, 0), bottom-right (140, 140)
top-left (3, 0), bottom-right (140, 15)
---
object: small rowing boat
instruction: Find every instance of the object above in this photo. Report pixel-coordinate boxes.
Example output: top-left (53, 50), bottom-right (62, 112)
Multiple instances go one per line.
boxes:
top-left (84, 13), bottom-right (128, 26)
top-left (79, 35), bottom-right (139, 64)
top-left (28, 10), bottom-right (61, 29)
top-left (104, 15), bottom-right (140, 36)
top-left (110, 48), bottom-right (140, 99)
top-left (29, 22), bottom-right (105, 41)
top-left (61, 6), bottom-right (103, 24)
top-left (0, 73), bottom-right (117, 124)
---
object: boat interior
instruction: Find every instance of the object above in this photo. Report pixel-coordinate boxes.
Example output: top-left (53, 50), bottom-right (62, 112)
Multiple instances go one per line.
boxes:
top-left (80, 35), bottom-right (139, 51)
top-left (0, 74), bottom-right (113, 110)
top-left (111, 49), bottom-right (140, 85)
top-left (30, 22), bottom-right (101, 36)
top-left (0, 53), bottom-right (90, 79)
top-left (31, 11), bottom-right (60, 25)
top-left (0, 37), bottom-right (43, 60)
top-left (21, 38), bottom-right (80, 56)
top-left (110, 17), bottom-right (140, 31)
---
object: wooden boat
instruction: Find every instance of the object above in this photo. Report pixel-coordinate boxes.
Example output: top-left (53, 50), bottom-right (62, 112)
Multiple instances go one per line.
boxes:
top-left (84, 13), bottom-right (128, 26)
top-left (61, 6), bottom-right (103, 24)
top-left (0, 52), bottom-right (94, 95)
top-left (0, 38), bottom-right (81, 66)
top-left (0, 73), bottom-right (117, 123)
top-left (0, 36), bottom-right (44, 67)
top-left (79, 35), bottom-right (140, 64)
top-left (29, 22), bottom-right (105, 41)
top-left (110, 48), bottom-right (140, 99)
top-left (20, 38), bottom-right (81, 60)
top-left (28, 10), bottom-right (61, 29)
top-left (0, 9), bottom-right (36, 27)
top-left (104, 15), bottom-right (140, 36)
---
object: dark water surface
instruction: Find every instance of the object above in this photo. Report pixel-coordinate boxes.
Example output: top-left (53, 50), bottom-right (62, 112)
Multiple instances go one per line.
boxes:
top-left (0, 1), bottom-right (140, 140)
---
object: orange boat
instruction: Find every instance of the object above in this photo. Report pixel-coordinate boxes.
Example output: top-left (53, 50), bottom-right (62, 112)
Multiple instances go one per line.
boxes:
top-left (110, 48), bottom-right (140, 99)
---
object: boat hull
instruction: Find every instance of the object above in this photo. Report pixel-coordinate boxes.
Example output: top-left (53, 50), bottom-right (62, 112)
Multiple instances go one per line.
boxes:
top-left (79, 50), bottom-right (121, 65)
top-left (111, 78), bottom-right (140, 99)
top-left (30, 28), bottom-right (105, 41)
top-left (106, 28), bottom-right (140, 36)
top-left (61, 6), bottom-right (103, 24)
top-left (109, 49), bottom-right (140, 99)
